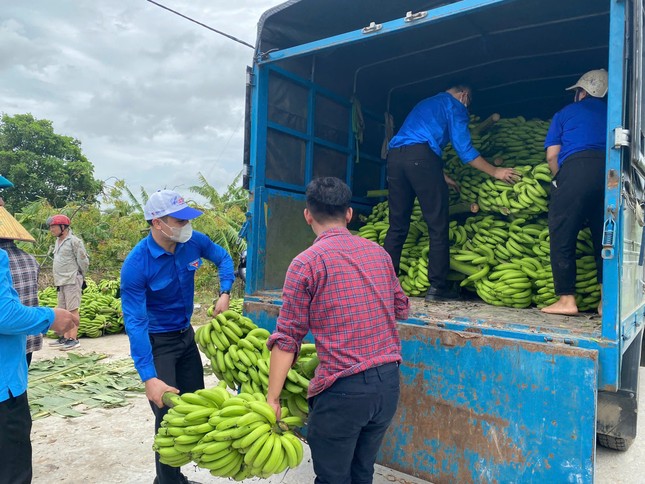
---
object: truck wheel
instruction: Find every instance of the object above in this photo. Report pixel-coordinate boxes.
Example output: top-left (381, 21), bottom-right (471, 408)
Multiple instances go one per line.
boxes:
top-left (596, 330), bottom-right (642, 452)
top-left (597, 433), bottom-right (633, 451)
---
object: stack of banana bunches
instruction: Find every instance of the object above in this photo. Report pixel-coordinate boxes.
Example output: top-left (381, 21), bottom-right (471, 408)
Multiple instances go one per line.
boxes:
top-left (153, 310), bottom-right (317, 479)
top-left (40, 278), bottom-right (124, 338)
top-left (358, 115), bottom-right (600, 311)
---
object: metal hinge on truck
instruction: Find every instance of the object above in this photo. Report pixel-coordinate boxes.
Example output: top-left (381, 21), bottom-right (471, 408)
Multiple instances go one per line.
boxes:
top-left (614, 127), bottom-right (630, 148)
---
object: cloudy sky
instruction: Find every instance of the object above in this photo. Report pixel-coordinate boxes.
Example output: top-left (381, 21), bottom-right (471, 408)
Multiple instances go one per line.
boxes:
top-left (1, 0), bottom-right (283, 199)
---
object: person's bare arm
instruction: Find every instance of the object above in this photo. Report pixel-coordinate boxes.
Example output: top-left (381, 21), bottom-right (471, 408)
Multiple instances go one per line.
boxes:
top-left (267, 347), bottom-right (297, 420)
top-left (469, 155), bottom-right (521, 184)
top-left (145, 378), bottom-right (179, 408)
top-left (546, 145), bottom-right (561, 175)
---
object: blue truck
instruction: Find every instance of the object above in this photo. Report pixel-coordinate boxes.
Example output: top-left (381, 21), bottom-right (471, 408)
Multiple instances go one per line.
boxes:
top-left (240, 0), bottom-right (645, 481)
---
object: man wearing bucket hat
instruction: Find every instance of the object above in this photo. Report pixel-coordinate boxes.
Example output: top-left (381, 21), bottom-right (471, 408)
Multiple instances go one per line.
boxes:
top-left (542, 69), bottom-right (608, 316)
top-left (120, 189), bottom-right (235, 484)
top-left (0, 202), bottom-right (78, 483)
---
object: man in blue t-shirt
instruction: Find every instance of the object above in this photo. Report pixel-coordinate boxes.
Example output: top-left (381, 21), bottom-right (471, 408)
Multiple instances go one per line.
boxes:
top-left (541, 69), bottom-right (608, 316)
top-left (384, 85), bottom-right (519, 301)
top-left (0, 249), bottom-right (77, 483)
top-left (120, 189), bottom-right (235, 484)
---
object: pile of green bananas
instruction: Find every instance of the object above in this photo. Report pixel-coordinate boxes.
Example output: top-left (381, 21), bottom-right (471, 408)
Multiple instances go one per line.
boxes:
top-left (195, 311), bottom-right (313, 417)
top-left (443, 115), bottom-right (550, 207)
top-left (40, 278), bottom-right (124, 338)
top-left (356, 113), bottom-right (601, 311)
top-left (485, 116), bottom-right (550, 167)
top-left (155, 385), bottom-right (305, 479)
top-left (206, 297), bottom-right (243, 317)
top-left (357, 207), bottom-right (601, 310)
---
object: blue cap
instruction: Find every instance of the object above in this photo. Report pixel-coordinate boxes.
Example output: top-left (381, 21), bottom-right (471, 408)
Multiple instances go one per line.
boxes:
top-left (0, 176), bottom-right (14, 188)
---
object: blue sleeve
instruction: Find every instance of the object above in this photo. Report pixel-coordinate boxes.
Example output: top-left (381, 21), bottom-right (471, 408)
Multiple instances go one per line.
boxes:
top-left (448, 103), bottom-right (480, 163)
top-left (120, 251), bottom-right (157, 382)
top-left (0, 250), bottom-right (54, 335)
top-left (544, 111), bottom-right (563, 148)
top-left (196, 233), bottom-right (235, 292)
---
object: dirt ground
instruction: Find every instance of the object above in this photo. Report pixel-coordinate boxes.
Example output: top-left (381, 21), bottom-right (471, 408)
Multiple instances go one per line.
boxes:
top-left (29, 331), bottom-right (428, 484)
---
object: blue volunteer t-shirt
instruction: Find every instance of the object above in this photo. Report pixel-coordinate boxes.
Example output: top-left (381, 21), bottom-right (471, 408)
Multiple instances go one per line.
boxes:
top-left (544, 96), bottom-right (607, 167)
top-left (389, 92), bottom-right (480, 163)
top-left (120, 231), bottom-right (235, 381)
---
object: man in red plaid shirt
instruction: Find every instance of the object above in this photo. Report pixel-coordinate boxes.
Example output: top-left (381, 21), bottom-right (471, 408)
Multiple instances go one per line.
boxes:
top-left (267, 176), bottom-right (409, 484)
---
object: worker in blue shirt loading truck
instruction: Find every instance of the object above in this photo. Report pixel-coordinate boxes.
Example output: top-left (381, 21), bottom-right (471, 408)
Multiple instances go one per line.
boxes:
top-left (120, 189), bottom-right (235, 484)
top-left (384, 85), bottom-right (520, 301)
top-left (541, 69), bottom-right (608, 316)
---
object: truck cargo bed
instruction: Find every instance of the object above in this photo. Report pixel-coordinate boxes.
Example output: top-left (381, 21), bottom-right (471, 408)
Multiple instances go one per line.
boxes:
top-left (247, 291), bottom-right (602, 337)
top-left (409, 296), bottom-right (602, 335)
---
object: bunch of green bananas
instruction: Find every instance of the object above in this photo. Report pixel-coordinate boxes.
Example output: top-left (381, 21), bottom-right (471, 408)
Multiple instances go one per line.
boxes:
top-left (38, 286), bottom-right (58, 307)
top-left (195, 311), bottom-right (313, 416)
top-left (155, 386), bottom-right (305, 480)
top-left (477, 165), bottom-right (551, 217)
top-left (206, 297), bottom-right (244, 317)
top-left (195, 310), bottom-right (265, 391)
top-left (357, 220), bottom-right (391, 245)
top-left (97, 278), bottom-right (120, 297)
top-left (473, 259), bottom-right (539, 308)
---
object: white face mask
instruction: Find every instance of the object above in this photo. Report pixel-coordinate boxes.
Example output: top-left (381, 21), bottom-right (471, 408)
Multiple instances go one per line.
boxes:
top-left (159, 220), bottom-right (193, 243)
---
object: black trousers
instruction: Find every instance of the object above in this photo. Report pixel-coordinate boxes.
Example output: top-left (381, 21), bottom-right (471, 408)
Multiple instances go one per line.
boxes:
top-left (384, 144), bottom-right (449, 289)
top-left (0, 391), bottom-right (32, 484)
top-left (149, 326), bottom-right (204, 484)
top-left (549, 151), bottom-right (605, 295)
top-left (307, 362), bottom-right (400, 484)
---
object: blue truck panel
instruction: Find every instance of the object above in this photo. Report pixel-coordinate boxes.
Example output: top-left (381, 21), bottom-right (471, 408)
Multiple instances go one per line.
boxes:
top-left (380, 324), bottom-right (597, 483)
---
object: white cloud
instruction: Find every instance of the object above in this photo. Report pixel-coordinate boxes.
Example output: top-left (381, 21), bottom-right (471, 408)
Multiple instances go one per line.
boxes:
top-left (0, 0), bottom-right (283, 198)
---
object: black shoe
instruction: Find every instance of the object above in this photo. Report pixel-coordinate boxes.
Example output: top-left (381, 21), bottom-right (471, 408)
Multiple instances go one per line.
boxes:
top-left (154, 478), bottom-right (201, 484)
top-left (424, 286), bottom-right (460, 302)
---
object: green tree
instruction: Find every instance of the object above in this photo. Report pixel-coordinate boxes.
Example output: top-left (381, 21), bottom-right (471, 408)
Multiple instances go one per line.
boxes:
top-left (190, 171), bottom-right (247, 256)
top-left (0, 113), bottom-right (103, 211)
top-left (190, 172), bottom-right (248, 296)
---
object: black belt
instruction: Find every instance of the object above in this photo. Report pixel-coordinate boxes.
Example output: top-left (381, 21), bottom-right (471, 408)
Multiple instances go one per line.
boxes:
top-left (151, 325), bottom-right (192, 336)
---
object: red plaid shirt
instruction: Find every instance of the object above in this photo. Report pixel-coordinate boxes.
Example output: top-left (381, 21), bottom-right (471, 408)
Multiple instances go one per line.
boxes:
top-left (267, 227), bottom-right (409, 397)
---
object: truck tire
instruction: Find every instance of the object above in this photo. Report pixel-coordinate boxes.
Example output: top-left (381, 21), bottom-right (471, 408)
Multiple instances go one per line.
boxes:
top-left (597, 433), bottom-right (633, 451)
top-left (596, 332), bottom-right (642, 452)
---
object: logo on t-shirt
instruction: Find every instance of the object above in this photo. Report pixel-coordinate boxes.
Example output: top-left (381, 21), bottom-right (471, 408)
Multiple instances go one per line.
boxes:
top-left (188, 259), bottom-right (202, 270)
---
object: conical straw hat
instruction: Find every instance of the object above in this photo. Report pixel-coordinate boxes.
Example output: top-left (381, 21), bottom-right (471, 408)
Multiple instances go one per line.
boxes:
top-left (0, 206), bottom-right (36, 243)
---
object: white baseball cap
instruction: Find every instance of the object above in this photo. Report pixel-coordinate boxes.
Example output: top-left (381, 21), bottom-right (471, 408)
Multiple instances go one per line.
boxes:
top-left (144, 190), bottom-right (203, 221)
